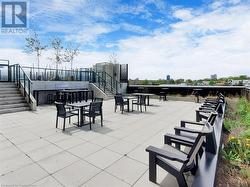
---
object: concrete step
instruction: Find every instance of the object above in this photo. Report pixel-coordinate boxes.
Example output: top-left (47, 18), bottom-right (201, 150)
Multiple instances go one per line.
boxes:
top-left (0, 90), bottom-right (20, 95)
top-left (0, 103), bottom-right (28, 110)
top-left (0, 84), bottom-right (17, 88)
top-left (0, 87), bottom-right (18, 91)
top-left (0, 107), bottom-right (30, 115)
top-left (0, 99), bottom-right (26, 105)
top-left (0, 93), bottom-right (23, 99)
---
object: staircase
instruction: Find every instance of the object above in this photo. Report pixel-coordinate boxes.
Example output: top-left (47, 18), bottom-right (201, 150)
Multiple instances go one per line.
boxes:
top-left (0, 82), bottom-right (30, 114)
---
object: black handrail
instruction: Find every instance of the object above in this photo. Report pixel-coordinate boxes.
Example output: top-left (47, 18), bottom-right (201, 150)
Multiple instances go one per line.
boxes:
top-left (91, 69), bottom-right (121, 94)
top-left (9, 64), bottom-right (33, 104)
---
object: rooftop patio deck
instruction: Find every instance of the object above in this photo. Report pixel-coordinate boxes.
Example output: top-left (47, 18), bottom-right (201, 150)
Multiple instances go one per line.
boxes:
top-left (0, 99), bottom-right (199, 187)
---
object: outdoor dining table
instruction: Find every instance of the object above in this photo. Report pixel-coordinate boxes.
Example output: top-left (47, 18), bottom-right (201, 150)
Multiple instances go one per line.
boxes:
top-left (123, 96), bottom-right (136, 112)
top-left (192, 88), bottom-right (203, 103)
top-left (131, 93), bottom-right (155, 106)
top-left (67, 101), bottom-right (91, 127)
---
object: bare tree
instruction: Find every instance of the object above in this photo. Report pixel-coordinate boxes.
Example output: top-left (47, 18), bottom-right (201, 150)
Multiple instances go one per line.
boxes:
top-left (50, 38), bottom-right (64, 70)
top-left (25, 31), bottom-right (47, 74)
top-left (63, 42), bottom-right (80, 71)
top-left (109, 52), bottom-right (118, 64)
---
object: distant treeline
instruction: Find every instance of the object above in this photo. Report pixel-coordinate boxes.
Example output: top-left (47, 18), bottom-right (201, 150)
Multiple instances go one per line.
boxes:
top-left (129, 75), bottom-right (250, 86)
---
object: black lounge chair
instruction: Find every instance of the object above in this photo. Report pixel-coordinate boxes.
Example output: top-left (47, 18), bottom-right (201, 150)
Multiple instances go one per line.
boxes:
top-left (146, 125), bottom-right (212, 187)
top-left (132, 95), bottom-right (147, 112)
top-left (165, 112), bottom-right (218, 154)
top-left (198, 102), bottom-right (223, 116)
top-left (55, 102), bottom-right (79, 131)
top-left (204, 93), bottom-right (224, 104)
top-left (114, 95), bottom-right (128, 114)
top-left (82, 102), bottom-right (103, 130)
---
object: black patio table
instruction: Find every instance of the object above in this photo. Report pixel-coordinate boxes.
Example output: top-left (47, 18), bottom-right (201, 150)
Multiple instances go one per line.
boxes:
top-left (67, 101), bottom-right (91, 127)
top-left (123, 96), bottom-right (136, 112)
top-left (131, 93), bottom-right (155, 106)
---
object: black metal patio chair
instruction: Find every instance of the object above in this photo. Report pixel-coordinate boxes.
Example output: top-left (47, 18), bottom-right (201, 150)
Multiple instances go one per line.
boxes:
top-left (82, 102), bottom-right (103, 130)
top-left (55, 102), bottom-right (79, 131)
top-left (114, 95), bottom-right (128, 114)
top-left (146, 125), bottom-right (212, 187)
top-left (132, 95), bottom-right (147, 112)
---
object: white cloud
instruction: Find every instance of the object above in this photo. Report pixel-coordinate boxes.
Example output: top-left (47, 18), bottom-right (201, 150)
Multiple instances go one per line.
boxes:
top-left (65, 24), bottom-right (117, 44)
top-left (173, 9), bottom-right (194, 20)
top-left (115, 3), bottom-right (250, 79)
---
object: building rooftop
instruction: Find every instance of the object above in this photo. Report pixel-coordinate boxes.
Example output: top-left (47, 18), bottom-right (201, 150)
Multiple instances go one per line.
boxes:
top-left (0, 99), bottom-right (198, 186)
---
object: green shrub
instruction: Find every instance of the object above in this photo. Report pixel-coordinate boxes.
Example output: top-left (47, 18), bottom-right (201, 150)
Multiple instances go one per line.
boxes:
top-left (222, 136), bottom-right (250, 165)
top-left (224, 119), bottom-right (240, 131)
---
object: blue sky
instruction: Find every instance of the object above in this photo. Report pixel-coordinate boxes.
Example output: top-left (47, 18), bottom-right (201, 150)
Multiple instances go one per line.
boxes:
top-left (1, 0), bottom-right (250, 79)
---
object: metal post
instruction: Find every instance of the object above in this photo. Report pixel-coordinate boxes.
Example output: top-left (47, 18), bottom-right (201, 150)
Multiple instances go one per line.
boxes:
top-left (24, 74), bottom-right (26, 97)
top-left (28, 81), bottom-right (30, 103)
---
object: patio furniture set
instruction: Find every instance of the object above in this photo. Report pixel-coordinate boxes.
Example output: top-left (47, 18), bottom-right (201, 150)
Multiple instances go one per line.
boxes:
top-left (114, 93), bottom-right (156, 113)
top-left (145, 93), bottom-right (225, 187)
top-left (54, 89), bottom-right (103, 131)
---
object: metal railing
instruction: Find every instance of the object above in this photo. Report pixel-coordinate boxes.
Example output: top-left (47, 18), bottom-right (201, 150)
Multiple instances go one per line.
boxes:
top-left (9, 64), bottom-right (33, 104)
top-left (91, 69), bottom-right (121, 94)
top-left (22, 66), bottom-right (91, 81)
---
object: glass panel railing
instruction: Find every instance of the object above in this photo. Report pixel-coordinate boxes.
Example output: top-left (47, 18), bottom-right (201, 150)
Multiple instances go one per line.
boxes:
top-left (21, 66), bottom-right (91, 81)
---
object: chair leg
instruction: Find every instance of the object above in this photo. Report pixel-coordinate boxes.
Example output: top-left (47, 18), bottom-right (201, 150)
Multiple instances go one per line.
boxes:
top-left (89, 117), bottom-right (92, 130)
top-left (63, 118), bottom-right (66, 131)
top-left (145, 104), bottom-right (147, 111)
top-left (93, 117), bottom-right (95, 124)
top-left (149, 153), bottom-right (157, 183)
top-left (176, 173), bottom-right (188, 187)
top-left (69, 117), bottom-right (71, 124)
top-left (140, 104), bottom-right (142, 112)
top-left (56, 116), bottom-right (58, 128)
top-left (101, 114), bottom-right (103, 126)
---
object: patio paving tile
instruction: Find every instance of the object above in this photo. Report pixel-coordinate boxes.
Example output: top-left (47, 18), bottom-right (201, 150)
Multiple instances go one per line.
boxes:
top-left (53, 137), bottom-right (86, 150)
top-left (107, 140), bottom-right (138, 155)
top-left (0, 152), bottom-right (33, 175)
top-left (0, 163), bottom-right (48, 185)
top-left (27, 144), bottom-right (63, 162)
top-left (33, 176), bottom-right (63, 187)
top-left (89, 135), bottom-right (118, 147)
top-left (85, 148), bottom-right (122, 169)
top-left (105, 156), bottom-right (148, 185)
top-left (67, 142), bottom-right (102, 158)
top-left (37, 151), bottom-right (79, 174)
top-left (17, 138), bottom-right (51, 153)
top-left (83, 171), bottom-right (130, 187)
top-left (53, 160), bottom-right (100, 186)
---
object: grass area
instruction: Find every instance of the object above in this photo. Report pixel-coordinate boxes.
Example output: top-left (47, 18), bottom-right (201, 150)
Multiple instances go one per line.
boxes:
top-left (217, 98), bottom-right (250, 186)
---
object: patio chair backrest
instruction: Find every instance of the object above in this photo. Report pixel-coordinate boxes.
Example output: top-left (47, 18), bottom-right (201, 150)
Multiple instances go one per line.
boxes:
top-left (89, 102), bottom-right (102, 114)
top-left (55, 102), bottom-right (66, 116)
top-left (94, 97), bottom-right (103, 102)
top-left (183, 123), bottom-right (213, 170)
top-left (139, 95), bottom-right (147, 105)
top-left (207, 112), bottom-right (218, 125)
top-left (114, 95), bottom-right (124, 105)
